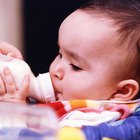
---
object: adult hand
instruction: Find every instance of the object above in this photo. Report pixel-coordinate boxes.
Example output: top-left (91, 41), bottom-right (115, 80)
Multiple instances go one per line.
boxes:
top-left (0, 42), bottom-right (23, 59)
top-left (0, 42), bottom-right (23, 95)
top-left (0, 67), bottom-right (30, 103)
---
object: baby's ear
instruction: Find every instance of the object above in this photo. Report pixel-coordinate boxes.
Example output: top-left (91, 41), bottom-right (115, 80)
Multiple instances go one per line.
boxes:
top-left (111, 80), bottom-right (139, 101)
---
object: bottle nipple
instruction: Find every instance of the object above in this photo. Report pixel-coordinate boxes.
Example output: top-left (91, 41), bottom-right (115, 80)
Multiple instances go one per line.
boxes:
top-left (37, 73), bottom-right (56, 102)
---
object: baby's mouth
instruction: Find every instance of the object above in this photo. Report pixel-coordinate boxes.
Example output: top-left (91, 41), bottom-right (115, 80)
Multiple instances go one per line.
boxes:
top-left (54, 88), bottom-right (63, 101)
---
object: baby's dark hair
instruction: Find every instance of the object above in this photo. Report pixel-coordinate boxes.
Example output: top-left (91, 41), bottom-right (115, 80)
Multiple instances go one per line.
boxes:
top-left (79, 0), bottom-right (140, 99)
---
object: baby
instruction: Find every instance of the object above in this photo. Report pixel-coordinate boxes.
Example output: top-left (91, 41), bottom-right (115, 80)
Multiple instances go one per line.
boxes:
top-left (0, 0), bottom-right (140, 139)
top-left (1, 0), bottom-right (140, 103)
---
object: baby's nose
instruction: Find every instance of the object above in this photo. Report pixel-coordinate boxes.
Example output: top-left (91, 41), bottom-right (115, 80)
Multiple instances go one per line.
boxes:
top-left (51, 64), bottom-right (64, 80)
top-left (54, 69), bottom-right (64, 80)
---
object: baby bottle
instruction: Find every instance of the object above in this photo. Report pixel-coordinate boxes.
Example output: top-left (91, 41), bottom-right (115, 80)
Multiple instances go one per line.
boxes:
top-left (0, 54), bottom-right (55, 103)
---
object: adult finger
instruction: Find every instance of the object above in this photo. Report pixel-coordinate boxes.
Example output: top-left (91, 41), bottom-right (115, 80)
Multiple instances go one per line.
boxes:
top-left (18, 74), bottom-right (30, 99)
top-left (0, 73), bottom-right (5, 94)
top-left (0, 42), bottom-right (23, 59)
top-left (3, 67), bottom-right (17, 93)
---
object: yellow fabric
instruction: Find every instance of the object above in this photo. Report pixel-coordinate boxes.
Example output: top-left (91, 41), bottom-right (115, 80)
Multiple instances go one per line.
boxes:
top-left (57, 127), bottom-right (86, 140)
top-left (102, 138), bottom-right (114, 140)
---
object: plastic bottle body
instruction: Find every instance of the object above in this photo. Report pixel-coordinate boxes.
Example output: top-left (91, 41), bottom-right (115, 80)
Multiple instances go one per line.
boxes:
top-left (0, 102), bottom-right (58, 140)
top-left (0, 54), bottom-right (55, 102)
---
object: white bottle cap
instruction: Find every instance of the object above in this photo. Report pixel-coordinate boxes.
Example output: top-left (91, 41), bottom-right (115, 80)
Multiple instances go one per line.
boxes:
top-left (37, 73), bottom-right (55, 102)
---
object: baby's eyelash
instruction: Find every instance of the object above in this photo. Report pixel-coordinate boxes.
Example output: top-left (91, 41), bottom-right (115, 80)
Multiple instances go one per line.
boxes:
top-left (70, 64), bottom-right (82, 71)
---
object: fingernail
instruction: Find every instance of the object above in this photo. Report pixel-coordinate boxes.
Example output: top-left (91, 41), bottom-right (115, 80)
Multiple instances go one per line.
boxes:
top-left (7, 52), bottom-right (14, 57)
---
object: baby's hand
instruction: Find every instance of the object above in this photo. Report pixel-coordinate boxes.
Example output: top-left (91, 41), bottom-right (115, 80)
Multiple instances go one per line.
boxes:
top-left (0, 67), bottom-right (30, 103)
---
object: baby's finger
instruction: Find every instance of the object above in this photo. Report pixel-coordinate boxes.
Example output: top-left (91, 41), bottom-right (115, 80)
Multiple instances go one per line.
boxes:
top-left (18, 74), bottom-right (30, 99)
top-left (0, 73), bottom-right (5, 94)
top-left (3, 67), bottom-right (17, 93)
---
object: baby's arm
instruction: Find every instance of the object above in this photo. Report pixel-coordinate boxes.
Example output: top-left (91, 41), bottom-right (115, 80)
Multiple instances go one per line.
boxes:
top-left (0, 67), bottom-right (30, 103)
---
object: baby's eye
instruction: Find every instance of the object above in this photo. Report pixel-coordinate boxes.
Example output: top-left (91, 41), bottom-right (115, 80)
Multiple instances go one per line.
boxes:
top-left (70, 64), bottom-right (82, 71)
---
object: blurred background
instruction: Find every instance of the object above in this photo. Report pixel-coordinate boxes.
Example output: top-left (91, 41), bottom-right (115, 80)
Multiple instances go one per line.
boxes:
top-left (0, 0), bottom-right (85, 76)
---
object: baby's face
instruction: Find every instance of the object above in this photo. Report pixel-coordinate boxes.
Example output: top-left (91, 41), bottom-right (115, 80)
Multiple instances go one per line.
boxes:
top-left (49, 10), bottom-right (124, 100)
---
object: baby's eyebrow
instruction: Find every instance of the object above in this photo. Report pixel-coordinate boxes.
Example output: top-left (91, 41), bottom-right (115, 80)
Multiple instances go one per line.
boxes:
top-left (57, 42), bottom-right (89, 66)
top-left (63, 48), bottom-right (89, 66)
top-left (57, 42), bottom-right (77, 59)
top-left (57, 42), bottom-right (79, 59)
top-left (63, 48), bottom-right (79, 59)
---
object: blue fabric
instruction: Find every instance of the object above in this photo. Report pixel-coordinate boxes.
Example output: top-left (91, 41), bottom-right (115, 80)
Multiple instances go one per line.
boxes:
top-left (19, 128), bottom-right (44, 140)
top-left (0, 128), bottom-right (50, 140)
top-left (82, 106), bottom-right (140, 140)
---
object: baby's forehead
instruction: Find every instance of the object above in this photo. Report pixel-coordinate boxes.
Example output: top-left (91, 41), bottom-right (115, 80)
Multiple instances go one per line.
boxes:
top-left (60, 11), bottom-right (119, 43)
top-left (59, 10), bottom-right (129, 60)
top-left (61, 10), bottom-right (120, 37)
top-left (63, 10), bottom-right (115, 26)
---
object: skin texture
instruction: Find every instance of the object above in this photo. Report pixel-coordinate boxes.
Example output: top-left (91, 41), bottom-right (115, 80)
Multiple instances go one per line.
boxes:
top-left (0, 10), bottom-right (139, 102)
top-left (0, 42), bottom-right (23, 95)
top-left (49, 10), bottom-right (139, 101)
top-left (0, 42), bottom-right (23, 59)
